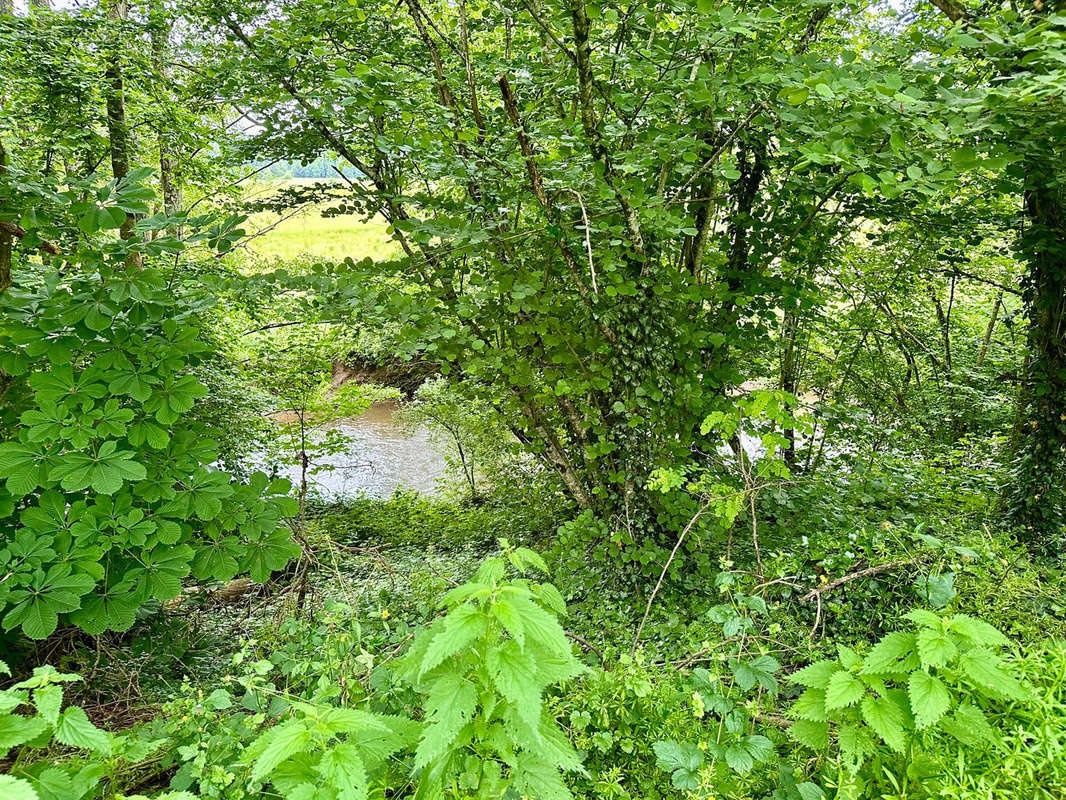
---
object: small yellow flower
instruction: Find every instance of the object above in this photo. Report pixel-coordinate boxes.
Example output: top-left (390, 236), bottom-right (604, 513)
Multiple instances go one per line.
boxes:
top-left (381, 609), bottom-right (390, 619)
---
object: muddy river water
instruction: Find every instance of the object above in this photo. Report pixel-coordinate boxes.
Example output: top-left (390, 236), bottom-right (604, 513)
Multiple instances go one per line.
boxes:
top-left (268, 400), bottom-right (450, 499)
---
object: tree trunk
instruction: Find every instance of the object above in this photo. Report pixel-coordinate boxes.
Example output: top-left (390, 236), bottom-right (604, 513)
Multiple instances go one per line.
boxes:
top-left (150, 4), bottom-right (182, 233)
top-left (0, 138), bottom-right (10, 292)
top-left (104, 0), bottom-right (142, 267)
top-left (1009, 179), bottom-right (1066, 545)
top-left (975, 288), bottom-right (1003, 370)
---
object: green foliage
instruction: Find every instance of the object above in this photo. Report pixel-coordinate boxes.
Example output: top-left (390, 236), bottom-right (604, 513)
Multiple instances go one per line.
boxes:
top-left (786, 611), bottom-right (1031, 795)
top-left (398, 377), bottom-right (513, 499)
top-left (0, 180), bottom-right (298, 640)
top-left (396, 545), bottom-right (587, 800)
top-left (651, 580), bottom-right (782, 798)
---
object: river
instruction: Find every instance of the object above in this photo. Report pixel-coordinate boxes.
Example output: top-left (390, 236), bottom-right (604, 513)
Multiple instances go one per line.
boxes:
top-left (267, 400), bottom-right (450, 499)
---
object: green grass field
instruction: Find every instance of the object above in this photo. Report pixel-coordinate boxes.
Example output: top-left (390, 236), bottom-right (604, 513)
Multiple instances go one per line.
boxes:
top-left (244, 179), bottom-right (400, 262)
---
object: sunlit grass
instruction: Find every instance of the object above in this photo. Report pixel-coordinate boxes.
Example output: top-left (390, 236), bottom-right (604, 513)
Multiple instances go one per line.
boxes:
top-left (243, 179), bottom-right (400, 262)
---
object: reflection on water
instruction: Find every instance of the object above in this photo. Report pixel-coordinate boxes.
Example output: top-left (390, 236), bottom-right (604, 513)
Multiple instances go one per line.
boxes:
top-left (270, 401), bottom-right (450, 499)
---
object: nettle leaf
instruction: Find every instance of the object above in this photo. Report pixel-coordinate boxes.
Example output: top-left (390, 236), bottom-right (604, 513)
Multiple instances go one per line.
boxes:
top-left (415, 673), bottom-right (477, 769)
top-left (487, 638), bottom-right (541, 731)
top-left (54, 706), bottom-right (110, 754)
top-left (916, 627), bottom-right (958, 669)
top-left (908, 670), bottom-right (951, 729)
top-left (838, 724), bottom-right (876, 773)
top-left (0, 714), bottom-right (49, 750)
top-left (317, 742), bottom-right (369, 800)
top-left (859, 694), bottom-right (907, 752)
top-left (420, 604), bottom-right (486, 677)
top-left (957, 647), bottom-right (1028, 700)
top-left (940, 702), bottom-right (997, 748)
top-left (792, 688), bottom-right (829, 722)
top-left (787, 660), bottom-right (839, 689)
top-left (0, 774), bottom-right (39, 800)
top-left (789, 719), bottom-right (829, 751)
top-left (825, 670), bottom-right (866, 710)
top-left (947, 615), bottom-right (1010, 648)
top-left (861, 631), bottom-right (917, 676)
top-left (33, 684), bottom-right (63, 725)
top-left (247, 720), bottom-right (311, 782)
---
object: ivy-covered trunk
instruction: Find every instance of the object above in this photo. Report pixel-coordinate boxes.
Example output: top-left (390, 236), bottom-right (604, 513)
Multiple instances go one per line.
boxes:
top-left (1010, 178), bottom-right (1066, 546)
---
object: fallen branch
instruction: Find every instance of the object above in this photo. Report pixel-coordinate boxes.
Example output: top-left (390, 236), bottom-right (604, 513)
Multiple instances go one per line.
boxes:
top-left (801, 559), bottom-right (916, 603)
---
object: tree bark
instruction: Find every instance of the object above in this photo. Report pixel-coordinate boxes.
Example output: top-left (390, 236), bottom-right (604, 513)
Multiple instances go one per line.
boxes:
top-left (150, 4), bottom-right (182, 233)
top-left (0, 138), bottom-right (10, 292)
top-left (1010, 181), bottom-right (1066, 544)
top-left (104, 0), bottom-right (142, 266)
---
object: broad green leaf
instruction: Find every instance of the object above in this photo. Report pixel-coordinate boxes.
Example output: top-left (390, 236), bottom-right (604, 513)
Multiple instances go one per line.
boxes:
top-left (908, 670), bottom-right (951, 729)
top-left (824, 670), bottom-right (865, 710)
top-left (248, 721), bottom-right (311, 782)
top-left (860, 694), bottom-right (907, 752)
top-left (916, 627), bottom-right (957, 668)
top-left (0, 775), bottom-right (38, 800)
top-left (787, 660), bottom-right (839, 689)
top-left (861, 631), bottom-right (917, 676)
top-left (54, 706), bottom-right (110, 754)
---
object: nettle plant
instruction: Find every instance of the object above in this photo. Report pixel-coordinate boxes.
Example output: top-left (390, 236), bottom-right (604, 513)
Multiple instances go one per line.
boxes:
top-left (396, 544), bottom-right (588, 800)
top-left (786, 610), bottom-right (1029, 796)
top-left (654, 577), bottom-right (783, 797)
top-left (0, 660), bottom-right (183, 800)
top-left (0, 175), bottom-right (298, 638)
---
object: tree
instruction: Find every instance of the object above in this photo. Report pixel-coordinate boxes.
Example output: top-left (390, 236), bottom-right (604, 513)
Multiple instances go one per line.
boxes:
top-left (191, 0), bottom-right (967, 556)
